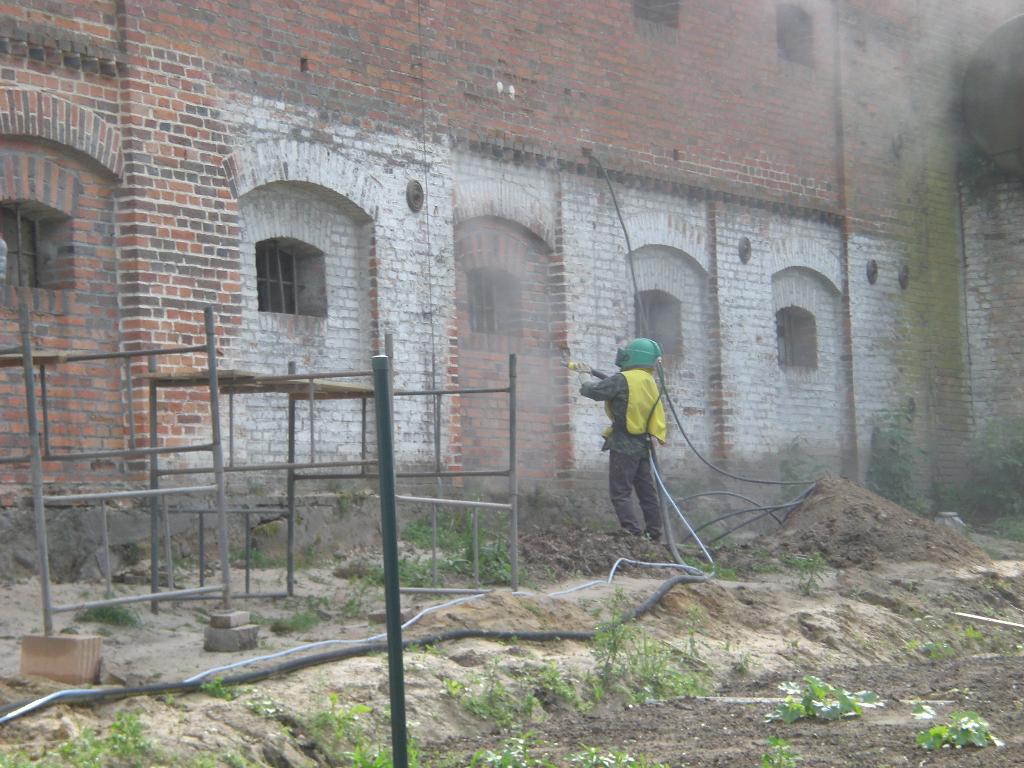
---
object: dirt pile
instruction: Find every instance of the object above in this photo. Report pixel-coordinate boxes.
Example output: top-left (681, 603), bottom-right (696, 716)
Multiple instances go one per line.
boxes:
top-left (519, 528), bottom-right (673, 580)
top-left (776, 476), bottom-right (990, 568)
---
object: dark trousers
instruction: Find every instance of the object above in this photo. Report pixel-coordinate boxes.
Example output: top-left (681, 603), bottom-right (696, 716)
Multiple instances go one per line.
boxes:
top-left (609, 449), bottom-right (662, 538)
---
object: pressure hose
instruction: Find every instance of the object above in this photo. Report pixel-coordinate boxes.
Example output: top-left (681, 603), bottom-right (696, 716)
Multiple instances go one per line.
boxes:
top-left (0, 561), bottom-right (708, 725)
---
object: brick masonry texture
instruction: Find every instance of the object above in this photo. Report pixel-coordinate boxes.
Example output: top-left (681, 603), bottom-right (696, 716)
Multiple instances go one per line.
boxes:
top-left (1, 0), bottom-right (1023, 499)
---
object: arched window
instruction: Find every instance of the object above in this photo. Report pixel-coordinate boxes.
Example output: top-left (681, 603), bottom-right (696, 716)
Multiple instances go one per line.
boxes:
top-left (636, 289), bottom-right (683, 358)
top-left (467, 267), bottom-right (520, 334)
top-left (255, 237), bottom-right (326, 317)
top-left (776, 306), bottom-right (817, 368)
top-left (777, 4), bottom-right (814, 67)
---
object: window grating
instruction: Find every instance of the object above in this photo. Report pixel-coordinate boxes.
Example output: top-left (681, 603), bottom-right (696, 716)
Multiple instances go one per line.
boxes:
top-left (256, 239), bottom-right (298, 314)
top-left (1, 204), bottom-right (39, 287)
top-left (777, 4), bottom-right (814, 66)
top-left (468, 268), bottom-right (520, 334)
top-left (776, 306), bottom-right (817, 368)
top-left (636, 289), bottom-right (683, 358)
top-left (634, 0), bottom-right (679, 28)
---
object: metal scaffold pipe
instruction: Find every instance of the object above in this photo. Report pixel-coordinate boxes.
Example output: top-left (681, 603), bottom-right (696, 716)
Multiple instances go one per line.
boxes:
top-left (372, 354), bottom-right (409, 768)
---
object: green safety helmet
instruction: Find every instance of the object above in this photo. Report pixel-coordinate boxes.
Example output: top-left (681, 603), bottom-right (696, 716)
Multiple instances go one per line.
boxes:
top-left (615, 338), bottom-right (663, 369)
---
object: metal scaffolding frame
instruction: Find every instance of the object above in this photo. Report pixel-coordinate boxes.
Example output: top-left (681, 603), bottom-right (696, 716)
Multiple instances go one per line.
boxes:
top-left (4, 301), bottom-right (521, 629)
top-left (150, 349), bottom-right (522, 596)
top-left (5, 302), bottom-right (230, 636)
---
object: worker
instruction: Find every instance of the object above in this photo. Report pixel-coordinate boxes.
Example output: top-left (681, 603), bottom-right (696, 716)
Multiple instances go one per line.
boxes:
top-left (579, 337), bottom-right (667, 541)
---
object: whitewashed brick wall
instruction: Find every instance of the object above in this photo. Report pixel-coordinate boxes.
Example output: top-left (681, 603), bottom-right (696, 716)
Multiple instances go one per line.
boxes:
top-left (716, 205), bottom-right (846, 468)
top-left (847, 234), bottom-right (919, 474)
top-left (216, 100), bottom-right (455, 472)
top-left (962, 181), bottom-right (1024, 428)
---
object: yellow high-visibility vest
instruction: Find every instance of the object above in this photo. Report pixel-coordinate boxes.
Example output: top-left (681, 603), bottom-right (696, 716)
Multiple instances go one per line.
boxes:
top-left (603, 368), bottom-right (667, 444)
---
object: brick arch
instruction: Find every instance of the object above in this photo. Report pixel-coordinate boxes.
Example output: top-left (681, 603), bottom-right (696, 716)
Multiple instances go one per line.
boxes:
top-left (767, 235), bottom-right (842, 292)
top-left (0, 90), bottom-right (123, 178)
top-left (0, 156), bottom-right (80, 215)
top-left (454, 181), bottom-right (554, 248)
top-left (623, 211), bottom-right (708, 273)
top-left (771, 265), bottom-right (840, 300)
top-left (224, 140), bottom-right (381, 220)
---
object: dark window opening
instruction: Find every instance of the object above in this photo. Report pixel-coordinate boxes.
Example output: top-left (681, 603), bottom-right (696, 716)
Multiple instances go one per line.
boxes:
top-left (776, 306), bottom-right (817, 368)
top-left (636, 289), bottom-right (683, 358)
top-left (777, 4), bottom-right (814, 67)
top-left (1, 204), bottom-right (40, 287)
top-left (634, 0), bottom-right (679, 28)
top-left (468, 268), bottom-right (520, 334)
top-left (255, 238), bottom-right (326, 317)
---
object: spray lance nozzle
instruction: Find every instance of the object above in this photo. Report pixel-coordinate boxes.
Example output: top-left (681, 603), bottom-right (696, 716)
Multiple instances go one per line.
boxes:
top-left (565, 360), bottom-right (608, 380)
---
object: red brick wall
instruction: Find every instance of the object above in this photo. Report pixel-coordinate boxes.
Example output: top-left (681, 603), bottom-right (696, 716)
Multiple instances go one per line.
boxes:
top-left (0, 148), bottom-right (120, 486)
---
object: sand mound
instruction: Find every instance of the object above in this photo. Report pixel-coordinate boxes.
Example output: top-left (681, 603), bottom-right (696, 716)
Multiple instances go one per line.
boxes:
top-left (777, 476), bottom-right (989, 568)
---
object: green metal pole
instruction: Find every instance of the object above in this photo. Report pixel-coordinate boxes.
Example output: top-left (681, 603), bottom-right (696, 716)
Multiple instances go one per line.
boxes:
top-left (372, 354), bottom-right (409, 768)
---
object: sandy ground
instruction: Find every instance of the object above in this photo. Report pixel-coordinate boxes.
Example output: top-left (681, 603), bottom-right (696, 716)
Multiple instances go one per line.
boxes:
top-left (1, 478), bottom-right (1024, 766)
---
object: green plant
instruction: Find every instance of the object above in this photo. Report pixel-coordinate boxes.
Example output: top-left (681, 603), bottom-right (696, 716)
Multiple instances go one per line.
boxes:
top-left (991, 516), bottom-right (1024, 541)
top-left (399, 556), bottom-right (437, 588)
top-left (222, 751), bottom-right (254, 768)
top-left (341, 576), bottom-right (379, 619)
top-left (270, 608), bottom-right (321, 635)
top-left (759, 737), bottom-right (801, 768)
top-left (74, 604), bottom-right (143, 628)
top-left (247, 696), bottom-right (285, 719)
top-left (402, 513), bottom-right (468, 553)
top-left (779, 553), bottom-right (827, 596)
top-left (15, 711), bottom-right (156, 768)
top-left (918, 640), bottom-right (956, 661)
top-left (865, 406), bottom-right (926, 512)
top-left (566, 747), bottom-right (668, 768)
top-left (469, 735), bottom-right (553, 768)
top-left (200, 676), bottom-right (242, 701)
top-left (106, 711), bottom-right (151, 760)
top-left (765, 675), bottom-right (883, 723)
top-left (732, 652), bottom-right (754, 677)
top-left (305, 694), bottom-right (378, 763)
top-left (336, 491), bottom-right (354, 517)
top-left (526, 662), bottom-right (587, 712)
top-left (959, 418), bottom-right (1024, 523)
top-left (589, 595), bottom-right (708, 704)
top-left (448, 661), bottom-right (540, 729)
top-left (916, 710), bottom-right (1004, 750)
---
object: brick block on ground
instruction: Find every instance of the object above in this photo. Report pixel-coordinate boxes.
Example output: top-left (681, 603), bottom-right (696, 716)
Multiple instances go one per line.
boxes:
top-left (20, 634), bottom-right (102, 684)
top-left (208, 610), bottom-right (250, 628)
top-left (204, 624), bottom-right (259, 652)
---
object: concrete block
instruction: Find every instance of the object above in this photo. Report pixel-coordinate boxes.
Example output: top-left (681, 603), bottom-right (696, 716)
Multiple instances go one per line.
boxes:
top-left (209, 610), bottom-right (250, 629)
top-left (20, 635), bottom-right (102, 685)
top-left (204, 624), bottom-right (259, 652)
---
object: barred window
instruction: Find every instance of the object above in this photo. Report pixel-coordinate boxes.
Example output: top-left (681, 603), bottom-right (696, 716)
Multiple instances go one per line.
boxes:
top-left (634, 0), bottom-right (679, 28)
top-left (255, 238), bottom-right (326, 317)
top-left (777, 4), bottom-right (814, 67)
top-left (1, 204), bottom-right (40, 287)
top-left (468, 268), bottom-right (520, 334)
top-left (636, 289), bottom-right (683, 358)
top-left (776, 306), bottom-right (817, 368)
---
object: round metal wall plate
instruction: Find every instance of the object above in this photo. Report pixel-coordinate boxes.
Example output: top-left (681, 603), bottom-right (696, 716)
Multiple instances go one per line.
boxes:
top-left (738, 236), bottom-right (752, 264)
top-left (406, 180), bottom-right (424, 212)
